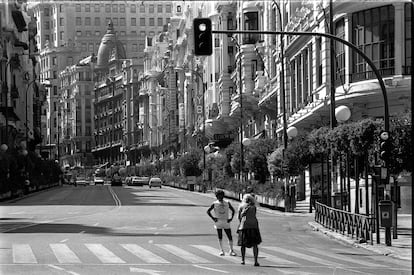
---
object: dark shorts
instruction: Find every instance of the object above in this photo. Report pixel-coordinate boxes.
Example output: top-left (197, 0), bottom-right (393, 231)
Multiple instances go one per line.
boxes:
top-left (237, 228), bottom-right (262, 248)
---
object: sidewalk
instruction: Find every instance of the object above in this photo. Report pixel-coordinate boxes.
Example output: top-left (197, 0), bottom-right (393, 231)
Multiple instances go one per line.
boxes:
top-left (309, 214), bottom-right (412, 261)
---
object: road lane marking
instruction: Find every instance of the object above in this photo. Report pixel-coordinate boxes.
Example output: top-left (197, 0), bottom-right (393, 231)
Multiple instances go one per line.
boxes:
top-left (79, 231), bottom-right (85, 234)
top-left (93, 223), bottom-right (99, 226)
top-left (130, 267), bottom-right (165, 274)
top-left (9, 211), bottom-right (25, 215)
top-left (163, 224), bottom-right (168, 228)
top-left (85, 244), bottom-right (125, 263)
top-left (59, 239), bottom-right (68, 243)
top-left (257, 251), bottom-right (297, 265)
top-left (306, 248), bottom-right (386, 267)
top-left (156, 244), bottom-right (211, 264)
top-left (263, 246), bottom-right (344, 267)
top-left (50, 244), bottom-right (81, 263)
top-left (121, 244), bottom-right (170, 264)
top-left (108, 186), bottom-right (122, 208)
top-left (191, 245), bottom-right (240, 263)
top-left (12, 244), bottom-right (37, 263)
top-left (48, 264), bottom-right (81, 275)
top-left (193, 264), bottom-right (229, 273)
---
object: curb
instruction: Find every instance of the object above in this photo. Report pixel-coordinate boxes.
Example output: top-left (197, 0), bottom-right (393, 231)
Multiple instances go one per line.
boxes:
top-left (5, 184), bottom-right (62, 203)
top-left (308, 221), bottom-right (411, 261)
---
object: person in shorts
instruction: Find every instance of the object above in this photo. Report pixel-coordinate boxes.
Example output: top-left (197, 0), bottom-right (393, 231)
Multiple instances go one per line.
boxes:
top-left (207, 189), bottom-right (237, 256)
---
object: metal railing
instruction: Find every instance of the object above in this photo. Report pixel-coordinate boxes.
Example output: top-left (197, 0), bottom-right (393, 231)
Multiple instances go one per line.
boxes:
top-left (315, 201), bottom-right (374, 245)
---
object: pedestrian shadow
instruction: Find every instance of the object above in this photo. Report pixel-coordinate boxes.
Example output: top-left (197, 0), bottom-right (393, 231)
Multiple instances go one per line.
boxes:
top-left (3, 221), bottom-right (215, 237)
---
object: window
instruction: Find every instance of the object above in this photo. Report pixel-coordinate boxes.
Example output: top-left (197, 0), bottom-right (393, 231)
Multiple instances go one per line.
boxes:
top-left (88, 43), bottom-right (94, 52)
top-left (131, 5), bottom-right (136, 13)
top-left (351, 5), bottom-right (395, 82)
top-left (166, 18), bottom-right (171, 25)
top-left (76, 31), bottom-right (82, 36)
top-left (94, 4), bottom-right (100, 12)
top-left (149, 18), bottom-right (154, 26)
top-left (85, 4), bottom-right (90, 12)
top-left (59, 4), bottom-right (63, 12)
top-left (45, 34), bottom-right (50, 41)
top-left (112, 4), bottom-right (118, 12)
top-left (94, 17), bottom-right (100, 26)
top-left (334, 18), bottom-right (346, 87)
top-left (132, 44), bottom-right (138, 52)
top-left (95, 30), bottom-right (100, 36)
top-left (86, 31), bottom-right (91, 36)
top-left (120, 18), bottom-right (126, 26)
top-left (53, 71), bottom-right (58, 79)
top-left (157, 4), bottom-right (163, 13)
top-left (140, 4), bottom-right (145, 13)
top-left (404, 3), bottom-right (412, 75)
top-left (140, 31), bottom-right (146, 37)
top-left (52, 56), bottom-right (57, 65)
top-left (59, 31), bottom-right (64, 40)
top-left (166, 4), bottom-right (171, 13)
top-left (75, 4), bottom-right (81, 12)
top-left (106, 17), bottom-right (111, 24)
top-left (140, 18), bottom-right (145, 26)
top-left (85, 17), bottom-right (91, 26)
top-left (105, 4), bottom-right (110, 13)
top-left (59, 18), bottom-right (64, 26)
top-left (120, 31), bottom-right (126, 36)
top-left (112, 18), bottom-right (118, 26)
top-left (45, 21), bottom-right (49, 29)
top-left (44, 7), bottom-right (49, 16)
top-left (149, 31), bottom-right (154, 37)
top-left (131, 18), bottom-right (136, 26)
top-left (131, 31), bottom-right (137, 35)
top-left (177, 5), bottom-right (181, 13)
top-left (76, 17), bottom-right (81, 26)
top-left (149, 4), bottom-right (154, 13)
top-left (243, 12), bottom-right (259, 44)
top-left (316, 37), bottom-right (322, 87)
top-left (139, 43), bottom-right (144, 51)
top-left (81, 43), bottom-right (87, 52)
top-left (120, 4), bottom-right (125, 13)
top-left (157, 18), bottom-right (163, 26)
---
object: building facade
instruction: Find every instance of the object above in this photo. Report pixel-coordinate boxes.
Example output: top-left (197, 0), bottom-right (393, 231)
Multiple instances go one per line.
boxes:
top-left (29, 0), bottom-right (173, 161)
top-left (0, 0), bottom-right (44, 154)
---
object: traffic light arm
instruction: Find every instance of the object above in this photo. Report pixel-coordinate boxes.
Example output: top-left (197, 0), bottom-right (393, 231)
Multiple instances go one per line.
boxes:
top-left (211, 29), bottom-right (389, 132)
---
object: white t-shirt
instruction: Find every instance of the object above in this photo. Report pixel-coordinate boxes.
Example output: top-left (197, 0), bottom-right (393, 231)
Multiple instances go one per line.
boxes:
top-left (213, 200), bottom-right (230, 221)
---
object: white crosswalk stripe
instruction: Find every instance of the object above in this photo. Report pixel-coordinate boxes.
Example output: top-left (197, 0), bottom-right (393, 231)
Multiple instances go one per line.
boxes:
top-left (191, 245), bottom-right (240, 263)
top-left (156, 244), bottom-right (211, 264)
top-left (306, 248), bottom-right (386, 267)
top-left (263, 246), bottom-right (344, 267)
top-left (85, 244), bottom-right (125, 263)
top-left (258, 251), bottom-right (297, 265)
top-left (50, 244), bottom-right (81, 264)
top-left (12, 244), bottom-right (37, 264)
top-left (121, 244), bottom-right (170, 264)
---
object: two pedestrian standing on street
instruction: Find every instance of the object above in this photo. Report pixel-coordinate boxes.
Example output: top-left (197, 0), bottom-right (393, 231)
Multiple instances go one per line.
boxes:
top-left (207, 190), bottom-right (237, 256)
top-left (237, 193), bottom-right (262, 266)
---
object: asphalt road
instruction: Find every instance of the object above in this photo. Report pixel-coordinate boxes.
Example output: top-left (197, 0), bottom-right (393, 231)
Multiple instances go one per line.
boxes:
top-left (0, 184), bottom-right (411, 275)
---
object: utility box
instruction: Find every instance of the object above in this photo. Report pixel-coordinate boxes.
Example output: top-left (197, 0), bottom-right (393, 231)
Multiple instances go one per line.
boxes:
top-left (379, 200), bottom-right (393, 228)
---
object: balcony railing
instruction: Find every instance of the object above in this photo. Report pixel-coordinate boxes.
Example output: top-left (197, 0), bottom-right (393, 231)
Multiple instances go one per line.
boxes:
top-left (315, 202), bottom-right (374, 245)
top-left (350, 67), bottom-right (394, 83)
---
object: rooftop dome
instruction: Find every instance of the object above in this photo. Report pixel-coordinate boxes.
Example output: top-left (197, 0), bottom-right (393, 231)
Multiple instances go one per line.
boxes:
top-left (96, 20), bottom-right (127, 68)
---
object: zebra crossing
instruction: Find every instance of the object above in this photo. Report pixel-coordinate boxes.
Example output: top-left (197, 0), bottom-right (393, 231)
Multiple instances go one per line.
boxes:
top-left (2, 242), bottom-right (407, 269)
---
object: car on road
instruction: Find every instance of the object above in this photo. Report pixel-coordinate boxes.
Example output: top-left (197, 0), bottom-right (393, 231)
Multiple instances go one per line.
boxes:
top-left (149, 177), bottom-right (162, 188)
top-left (94, 176), bottom-right (105, 185)
top-left (111, 173), bottom-right (123, 186)
top-left (75, 176), bottom-right (89, 186)
top-left (130, 176), bottom-right (149, 186)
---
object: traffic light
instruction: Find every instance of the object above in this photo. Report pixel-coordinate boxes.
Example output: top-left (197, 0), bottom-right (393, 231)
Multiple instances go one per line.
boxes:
top-left (193, 18), bottom-right (212, 56)
top-left (379, 131), bottom-right (391, 161)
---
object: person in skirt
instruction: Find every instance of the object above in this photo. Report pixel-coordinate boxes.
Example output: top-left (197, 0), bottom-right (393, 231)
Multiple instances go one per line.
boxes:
top-left (237, 193), bottom-right (262, 266)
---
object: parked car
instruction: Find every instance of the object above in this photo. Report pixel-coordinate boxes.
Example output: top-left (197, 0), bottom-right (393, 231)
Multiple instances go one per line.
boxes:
top-left (130, 176), bottom-right (149, 186)
top-left (111, 173), bottom-right (122, 186)
top-left (76, 176), bottom-right (89, 186)
top-left (149, 177), bottom-right (162, 188)
top-left (94, 176), bottom-right (105, 185)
